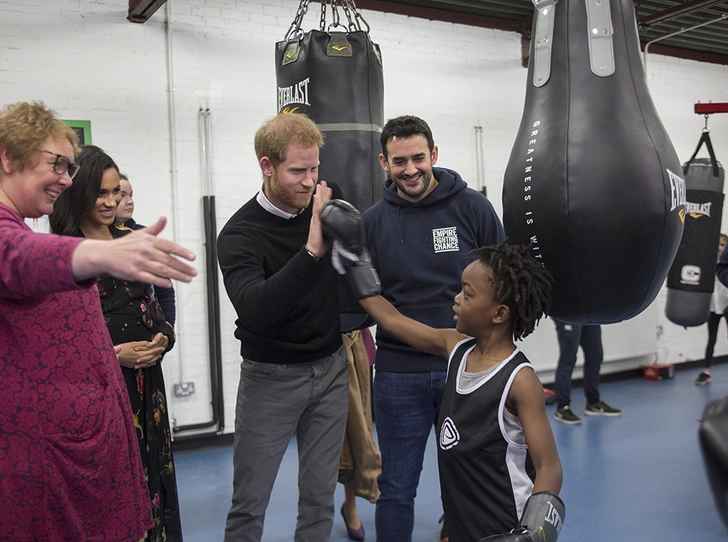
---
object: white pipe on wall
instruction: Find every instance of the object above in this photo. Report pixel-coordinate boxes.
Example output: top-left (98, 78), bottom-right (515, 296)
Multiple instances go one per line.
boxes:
top-left (165, 0), bottom-right (186, 383)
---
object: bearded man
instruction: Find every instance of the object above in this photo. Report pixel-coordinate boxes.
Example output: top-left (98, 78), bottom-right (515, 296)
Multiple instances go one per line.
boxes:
top-left (218, 113), bottom-right (348, 542)
top-left (362, 115), bottom-right (505, 542)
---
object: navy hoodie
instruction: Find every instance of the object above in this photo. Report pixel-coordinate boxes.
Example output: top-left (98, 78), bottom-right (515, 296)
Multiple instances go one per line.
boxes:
top-left (363, 167), bottom-right (505, 372)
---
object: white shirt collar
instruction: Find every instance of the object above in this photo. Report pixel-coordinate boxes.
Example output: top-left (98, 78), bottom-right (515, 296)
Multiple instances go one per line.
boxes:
top-left (256, 189), bottom-right (302, 219)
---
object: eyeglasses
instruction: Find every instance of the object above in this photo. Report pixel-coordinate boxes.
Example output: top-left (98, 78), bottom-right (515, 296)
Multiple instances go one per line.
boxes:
top-left (38, 149), bottom-right (80, 179)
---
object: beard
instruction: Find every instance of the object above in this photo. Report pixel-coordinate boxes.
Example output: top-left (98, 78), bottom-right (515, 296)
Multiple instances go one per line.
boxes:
top-left (269, 172), bottom-right (314, 213)
top-left (393, 169), bottom-right (433, 200)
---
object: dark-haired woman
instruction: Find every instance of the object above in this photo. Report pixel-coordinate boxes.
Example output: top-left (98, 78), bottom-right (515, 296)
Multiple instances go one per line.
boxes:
top-left (50, 145), bottom-right (183, 542)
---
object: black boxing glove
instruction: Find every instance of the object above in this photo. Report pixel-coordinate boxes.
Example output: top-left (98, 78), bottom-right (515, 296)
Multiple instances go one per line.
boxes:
top-left (479, 492), bottom-right (565, 542)
top-left (320, 199), bottom-right (381, 299)
top-left (699, 395), bottom-right (728, 530)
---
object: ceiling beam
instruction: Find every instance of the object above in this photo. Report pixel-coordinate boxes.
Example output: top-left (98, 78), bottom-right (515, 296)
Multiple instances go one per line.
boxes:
top-left (354, 0), bottom-right (525, 32)
top-left (128, 0), bottom-right (167, 23)
top-left (637, 0), bottom-right (728, 29)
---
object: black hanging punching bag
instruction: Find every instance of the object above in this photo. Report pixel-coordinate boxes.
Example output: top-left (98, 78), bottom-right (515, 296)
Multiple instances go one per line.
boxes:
top-left (502, 0), bottom-right (685, 324)
top-left (275, 2), bottom-right (384, 331)
top-left (275, 5), bottom-right (385, 214)
top-left (665, 131), bottom-right (725, 327)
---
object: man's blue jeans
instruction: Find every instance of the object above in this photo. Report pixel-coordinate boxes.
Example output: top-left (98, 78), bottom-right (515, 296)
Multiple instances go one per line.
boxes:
top-left (554, 321), bottom-right (603, 407)
top-left (373, 370), bottom-right (446, 542)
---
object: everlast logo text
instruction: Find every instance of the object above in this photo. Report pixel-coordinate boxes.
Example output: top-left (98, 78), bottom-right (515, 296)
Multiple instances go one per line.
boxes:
top-left (278, 78), bottom-right (310, 113)
top-left (685, 201), bottom-right (712, 218)
top-left (545, 501), bottom-right (563, 534)
top-left (668, 169), bottom-right (686, 212)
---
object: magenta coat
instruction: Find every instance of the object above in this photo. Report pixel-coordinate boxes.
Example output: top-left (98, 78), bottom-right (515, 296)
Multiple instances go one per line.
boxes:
top-left (0, 202), bottom-right (152, 541)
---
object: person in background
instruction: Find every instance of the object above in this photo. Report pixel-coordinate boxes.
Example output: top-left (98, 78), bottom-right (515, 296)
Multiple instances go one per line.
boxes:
top-left (0, 100), bottom-right (196, 540)
top-left (362, 115), bottom-right (505, 541)
top-left (115, 171), bottom-right (177, 325)
top-left (338, 328), bottom-right (380, 541)
top-left (217, 113), bottom-right (348, 542)
top-left (116, 172), bottom-right (135, 227)
top-left (50, 145), bottom-right (183, 542)
top-left (552, 321), bottom-right (622, 425)
top-left (697, 233), bottom-right (728, 385)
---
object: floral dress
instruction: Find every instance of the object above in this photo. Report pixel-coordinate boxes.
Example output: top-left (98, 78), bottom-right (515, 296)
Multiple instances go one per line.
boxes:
top-left (97, 225), bottom-right (183, 542)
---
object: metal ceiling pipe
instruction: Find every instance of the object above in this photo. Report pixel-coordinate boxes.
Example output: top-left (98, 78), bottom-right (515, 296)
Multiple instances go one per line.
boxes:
top-left (638, 0), bottom-right (728, 29)
top-left (643, 12), bottom-right (728, 71)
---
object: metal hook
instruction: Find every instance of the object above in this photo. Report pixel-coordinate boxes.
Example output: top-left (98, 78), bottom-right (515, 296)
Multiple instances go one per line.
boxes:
top-left (703, 113), bottom-right (711, 133)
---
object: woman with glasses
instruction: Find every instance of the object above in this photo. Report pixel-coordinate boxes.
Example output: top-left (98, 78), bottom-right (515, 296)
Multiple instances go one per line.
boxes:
top-left (0, 101), bottom-right (196, 540)
top-left (50, 145), bottom-right (184, 542)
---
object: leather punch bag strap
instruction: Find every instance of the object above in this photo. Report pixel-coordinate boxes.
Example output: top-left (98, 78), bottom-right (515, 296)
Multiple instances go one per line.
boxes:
top-left (585, 0), bottom-right (615, 77)
top-left (532, 0), bottom-right (615, 87)
top-left (531, 0), bottom-right (557, 87)
top-left (685, 129), bottom-right (720, 178)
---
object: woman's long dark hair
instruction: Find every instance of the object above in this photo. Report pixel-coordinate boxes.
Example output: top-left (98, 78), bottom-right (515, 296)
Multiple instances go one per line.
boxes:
top-left (49, 145), bottom-right (118, 237)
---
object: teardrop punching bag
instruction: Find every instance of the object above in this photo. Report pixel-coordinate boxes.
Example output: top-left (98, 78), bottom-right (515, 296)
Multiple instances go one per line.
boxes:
top-left (502, 0), bottom-right (685, 324)
top-left (275, 1), bottom-right (384, 331)
top-left (665, 130), bottom-right (725, 327)
top-left (275, 1), bottom-right (385, 214)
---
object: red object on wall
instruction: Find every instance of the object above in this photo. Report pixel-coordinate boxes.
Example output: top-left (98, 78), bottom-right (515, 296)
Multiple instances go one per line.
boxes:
top-left (695, 102), bottom-right (728, 115)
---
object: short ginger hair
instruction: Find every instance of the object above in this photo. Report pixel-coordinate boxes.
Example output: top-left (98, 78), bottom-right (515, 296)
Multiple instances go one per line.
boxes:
top-left (254, 113), bottom-right (324, 167)
top-left (0, 101), bottom-right (79, 175)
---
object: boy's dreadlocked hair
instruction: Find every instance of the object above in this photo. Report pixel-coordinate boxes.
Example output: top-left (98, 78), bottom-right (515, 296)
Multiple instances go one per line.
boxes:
top-left (469, 241), bottom-right (553, 341)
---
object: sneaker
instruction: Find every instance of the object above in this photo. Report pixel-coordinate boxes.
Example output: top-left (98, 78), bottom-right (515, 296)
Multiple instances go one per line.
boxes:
top-left (555, 405), bottom-right (582, 425)
top-left (584, 401), bottom-right (622, 417)
top-left (695, 372), bottom-right (711, 386)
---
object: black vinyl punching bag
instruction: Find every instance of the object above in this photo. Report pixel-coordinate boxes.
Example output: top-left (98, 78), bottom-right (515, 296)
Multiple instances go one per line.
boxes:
top-left (276, 2), bottom-right (384, 331)
top-left (502, 0), bottom-right (685, 324)
top-left (275, 2), bottom-right (385, 214)
top-left (666, 131), bottom-right (725, 327)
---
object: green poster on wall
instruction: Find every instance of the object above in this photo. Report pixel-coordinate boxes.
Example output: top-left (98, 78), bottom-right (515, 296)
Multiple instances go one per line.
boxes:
top-left (62, 119), bottom-right (92, 145)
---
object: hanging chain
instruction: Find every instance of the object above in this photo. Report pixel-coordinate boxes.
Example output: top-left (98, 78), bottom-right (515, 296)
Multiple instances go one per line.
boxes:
top-left (319, 0), bottom-right (327, 32)
top-left (340, 0), bottom-right (357, 31)
top-left (329, 0), bottom-right (343, 30)
top-left (347, 0), bottom-right (371, 33)
top-left (289, 0), bottom-right (371, 36)
top-left (284, 0), bottom-right (310, 41)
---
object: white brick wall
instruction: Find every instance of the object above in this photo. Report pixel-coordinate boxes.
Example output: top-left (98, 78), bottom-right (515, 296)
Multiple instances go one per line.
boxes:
top-left (2, 0), bottom-right (727, 433)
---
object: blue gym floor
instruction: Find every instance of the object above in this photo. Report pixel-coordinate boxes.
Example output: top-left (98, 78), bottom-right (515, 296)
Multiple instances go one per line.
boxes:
top-left (174, 363), bottom-right (728, 541)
